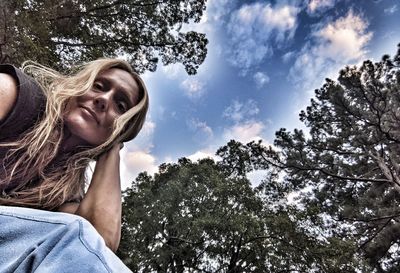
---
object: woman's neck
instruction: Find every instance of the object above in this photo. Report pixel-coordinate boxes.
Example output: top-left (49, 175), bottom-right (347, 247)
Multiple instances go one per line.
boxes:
top-left (59, 126), bottom-right (93, 154)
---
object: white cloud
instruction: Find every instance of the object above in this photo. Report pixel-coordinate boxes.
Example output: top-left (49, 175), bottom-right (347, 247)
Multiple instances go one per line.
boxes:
top-left (282, 51), bottom-right (295, 63)
top-left (384, 4), bottom-right (398, 14)
top-left (187, 149), bottom-right (220, 162)
top-left (232, 2), bottom-right (298, 34)
top-left (277, 11), bottom-right (373, 152)
top-left (203, 0), bottom-right (234, 26)
top-left (315, 11), bottom-right (372, 62)
top-left (163, 155), bottom-right (174, 164)
top-left (254, 72), bottom-right (270, 88)
top-left (184, 149), bottom-right (270, 188)
top-left (180, 77), bottom-right (206, 99)
top-left (226, 2), bottom-right (300, 74)
top-left (289, 11), bottom-right (372, 88)
top-left (121, 150), bottom-right (158, 189)
top-left (127, 119), bottom-right (155, 152)
top-left (307, 0), bottom-right (336, 14)
top-left (140, 120), bottom-right (156, 137)
top-left (223, 99), bottom-right (260, 123)
top-left (259, 4), bottom-right (298, 32)
top-left (161, 63), bottom-right (185, 79)
top-left (188, 118), bottom-right (214, 143)
top-left (222, 98), bottom-right (268, 148)
top-left (223, 121), bottom-right (265, 143)
top-left (124, 151), bottom-right (157, 172)
top-left (229, 41), bottom-right (271, 76)
top-left (289, 46), bottom-right (331, 87)
top-left (120, 118), bottom-right (157, 189)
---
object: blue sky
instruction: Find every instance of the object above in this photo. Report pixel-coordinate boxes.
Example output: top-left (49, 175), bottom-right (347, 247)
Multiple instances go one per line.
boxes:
top-left (119, 0), bottom-right (400, 189)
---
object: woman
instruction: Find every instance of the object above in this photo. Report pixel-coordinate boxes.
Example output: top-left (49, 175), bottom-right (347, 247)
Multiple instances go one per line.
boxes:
top-left (0, 59), bottom-right (149, 272)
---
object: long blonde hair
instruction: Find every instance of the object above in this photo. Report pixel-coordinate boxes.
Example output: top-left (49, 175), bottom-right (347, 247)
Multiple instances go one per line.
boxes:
top-left (0, 59), bottom-right (149, 210)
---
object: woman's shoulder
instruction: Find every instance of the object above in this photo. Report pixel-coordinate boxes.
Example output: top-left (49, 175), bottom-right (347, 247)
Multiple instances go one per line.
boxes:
top-left (0, 64), bottom-right (46, 141)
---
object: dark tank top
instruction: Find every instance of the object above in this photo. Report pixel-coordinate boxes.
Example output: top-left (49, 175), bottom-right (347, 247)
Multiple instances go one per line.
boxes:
top-left (0, 64), bottom-right (46, 140)
top-left (0, 64), bottom-right (46, 192)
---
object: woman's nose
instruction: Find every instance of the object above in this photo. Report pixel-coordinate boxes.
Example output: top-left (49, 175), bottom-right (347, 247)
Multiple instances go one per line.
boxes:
top-left (94, 94), bottom-right (110, 111)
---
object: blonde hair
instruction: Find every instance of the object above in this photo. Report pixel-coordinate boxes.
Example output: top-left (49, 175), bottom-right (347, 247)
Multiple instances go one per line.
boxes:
top-left (0, 59), bottom-right (149, 210)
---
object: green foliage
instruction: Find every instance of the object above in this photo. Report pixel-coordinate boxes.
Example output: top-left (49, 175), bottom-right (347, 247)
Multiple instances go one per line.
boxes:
top-left (118, 150), bottom-right (370, 272)
top-left (118, 158), bottom-right (270, 272)
top-left (218, 140), bottom-right (372, 272)
top-left (0, 0), bottom-right (208, 74)
top-left (247, 44), bottom-right (400, 271)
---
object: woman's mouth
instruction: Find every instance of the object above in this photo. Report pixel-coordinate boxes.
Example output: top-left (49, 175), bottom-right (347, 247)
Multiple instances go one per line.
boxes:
top-left (81, 106), bottom-right (99, 124)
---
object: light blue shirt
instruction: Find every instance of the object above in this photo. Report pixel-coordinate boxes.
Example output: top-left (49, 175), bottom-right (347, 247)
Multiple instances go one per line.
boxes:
top-left (0, 206), bottom-right (131, 272)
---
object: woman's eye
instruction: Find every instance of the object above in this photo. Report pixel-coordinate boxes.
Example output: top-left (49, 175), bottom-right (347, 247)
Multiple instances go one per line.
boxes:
top-left (118, 101), bottom-right (128, 113)
top-left (93, 82), bottom-right (103, 90)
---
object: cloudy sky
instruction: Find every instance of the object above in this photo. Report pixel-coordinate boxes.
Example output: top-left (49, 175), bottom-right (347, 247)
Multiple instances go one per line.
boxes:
top-left (119, 0), bottom-right (400, 189)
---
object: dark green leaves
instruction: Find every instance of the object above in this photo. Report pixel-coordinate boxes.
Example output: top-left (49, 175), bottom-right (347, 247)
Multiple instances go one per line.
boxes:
top-left (0, 0), bottom-right (208, 74)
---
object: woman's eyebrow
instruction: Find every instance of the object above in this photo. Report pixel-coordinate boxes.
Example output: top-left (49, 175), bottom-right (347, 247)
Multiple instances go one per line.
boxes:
top-left (96, 76), bottom-right (136, 105)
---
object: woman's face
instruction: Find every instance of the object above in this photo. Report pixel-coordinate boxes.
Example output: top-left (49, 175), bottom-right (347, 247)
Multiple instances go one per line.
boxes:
top-left (64, 68), bottom-right (140, 146)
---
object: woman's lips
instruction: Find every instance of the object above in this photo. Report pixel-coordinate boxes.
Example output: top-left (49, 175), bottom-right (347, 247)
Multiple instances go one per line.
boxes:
top-left (81, 106), bottom-right (99, 124)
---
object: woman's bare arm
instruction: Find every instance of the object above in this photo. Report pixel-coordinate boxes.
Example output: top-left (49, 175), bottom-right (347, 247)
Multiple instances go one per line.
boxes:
top-left (0, 73), bottom-right (18, 121)
top-left (59, 144), bottom-right (123, 252)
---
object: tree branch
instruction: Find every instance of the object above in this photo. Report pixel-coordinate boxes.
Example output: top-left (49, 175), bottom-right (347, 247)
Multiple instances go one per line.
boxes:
top-left (286, 163), bottom-right (391, 184)
top-left (357, 218), bottom-right (391, 252)
top-left (52, 39), bottom-right (175, 48)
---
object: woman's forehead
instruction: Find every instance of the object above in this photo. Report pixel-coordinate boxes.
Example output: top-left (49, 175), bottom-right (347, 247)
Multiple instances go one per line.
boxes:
top-left (97, 68), bottom-right (140, 105)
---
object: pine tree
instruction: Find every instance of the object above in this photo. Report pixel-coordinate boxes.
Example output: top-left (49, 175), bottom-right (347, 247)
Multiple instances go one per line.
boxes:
top-left (0, 0), bottom-right (208, 74)
top-left (248, 44), bottom-right (400, 271)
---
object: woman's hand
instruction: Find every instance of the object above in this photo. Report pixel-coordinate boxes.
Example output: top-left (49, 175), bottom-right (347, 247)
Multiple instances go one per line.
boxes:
top-left (96, 142), bottom-right (121, 164)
